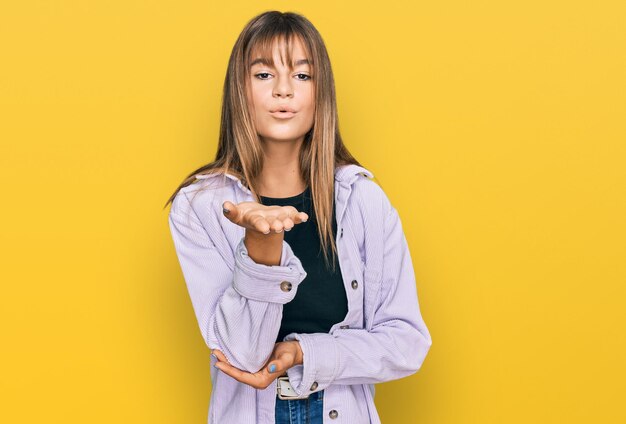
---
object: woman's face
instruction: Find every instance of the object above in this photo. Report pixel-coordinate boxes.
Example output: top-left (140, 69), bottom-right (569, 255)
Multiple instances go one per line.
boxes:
top-left (247, 37), bottom-right (315, 144)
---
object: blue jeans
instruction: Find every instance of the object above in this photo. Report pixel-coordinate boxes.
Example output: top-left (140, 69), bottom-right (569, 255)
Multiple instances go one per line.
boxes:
top-left (275, 390), bottom-right (324, 424)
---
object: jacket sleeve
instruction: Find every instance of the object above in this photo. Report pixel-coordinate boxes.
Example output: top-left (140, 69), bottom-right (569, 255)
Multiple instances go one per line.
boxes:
top-left (283, 204), bottom-right (432, 395)
top-left (168, 190), bottom-right (307, 373)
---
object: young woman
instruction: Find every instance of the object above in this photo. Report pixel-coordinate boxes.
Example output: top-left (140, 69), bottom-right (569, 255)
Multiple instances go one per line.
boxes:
top-left (165, 10), bottom-right (432, 424)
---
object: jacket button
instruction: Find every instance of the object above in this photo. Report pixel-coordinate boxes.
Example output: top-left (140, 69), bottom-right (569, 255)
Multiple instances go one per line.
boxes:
top-left (351, 280), bottom-right (358, 289)
top-left (340, 228), bottom-right (343, 238)
top-left (340, 325), bottom-right (349, 329)
top-left (310, 381), bottom-right (318, 391)
top-left (329, 410), bottom-right (339, 419)
top-left (280, 281), bottom-right (292, 292)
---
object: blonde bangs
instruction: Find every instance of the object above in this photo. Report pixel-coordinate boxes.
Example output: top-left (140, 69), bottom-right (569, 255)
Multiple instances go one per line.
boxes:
top-left (245, 32), bottom-right (315, 77)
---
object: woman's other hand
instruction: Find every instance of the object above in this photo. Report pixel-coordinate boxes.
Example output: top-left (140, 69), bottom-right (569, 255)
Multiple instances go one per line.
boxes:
top-left (212, 341), bottom-right (304, 390)
top-left (221, 201), bottom-right (308, 235)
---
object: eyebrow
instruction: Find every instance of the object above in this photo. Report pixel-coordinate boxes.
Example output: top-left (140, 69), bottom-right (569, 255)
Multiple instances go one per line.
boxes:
top-left (250, 58), bottom-right (311, 67)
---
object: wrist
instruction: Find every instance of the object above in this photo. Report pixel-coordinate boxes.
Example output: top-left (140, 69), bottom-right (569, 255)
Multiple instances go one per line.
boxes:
top-left (244, 230), bottom-right (284, 265)
top-left (292, 341), bottom-right (304, 365)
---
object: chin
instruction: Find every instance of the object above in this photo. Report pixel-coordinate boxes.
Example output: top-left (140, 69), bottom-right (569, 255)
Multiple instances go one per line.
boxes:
top-left (259, 130), bottom-right (309, 142)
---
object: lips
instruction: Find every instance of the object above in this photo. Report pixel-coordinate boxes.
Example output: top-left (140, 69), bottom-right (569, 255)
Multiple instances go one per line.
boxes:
top-left (270, 106), bottom-right (297, 113)
top-left (270, 110), bottom-right (296, 119)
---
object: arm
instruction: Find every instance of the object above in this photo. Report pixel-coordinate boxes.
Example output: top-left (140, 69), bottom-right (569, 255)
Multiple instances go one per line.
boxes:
top-left (283, 204), bottom-right (432, 395)
top-left (168, 191), bottom-right (307, 373)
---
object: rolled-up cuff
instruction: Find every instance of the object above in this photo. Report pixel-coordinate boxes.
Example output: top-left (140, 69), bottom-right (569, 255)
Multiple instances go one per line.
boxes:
top-left (232, 237), bottom-right (307, 303)
top-left (283, 332), bottom-right (339, 396)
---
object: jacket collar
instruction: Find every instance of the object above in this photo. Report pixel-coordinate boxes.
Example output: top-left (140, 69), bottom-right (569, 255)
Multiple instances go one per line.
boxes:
top-left (334, 163), bottom-right (374, 185)
top-left (333, 164), bottom-right (374, 226)
top-left (195, 163), bottom-right (374, 196)
top-left (195, 163), bottom-right (373, 227)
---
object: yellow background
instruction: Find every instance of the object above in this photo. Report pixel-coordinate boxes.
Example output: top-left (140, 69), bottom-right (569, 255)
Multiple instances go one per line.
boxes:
top-left (1, 1), bottom-right (624, 422)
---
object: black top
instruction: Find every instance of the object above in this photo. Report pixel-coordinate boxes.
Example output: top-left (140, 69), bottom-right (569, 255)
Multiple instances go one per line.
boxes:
top-left (259, 185), bottom-right (348, 343)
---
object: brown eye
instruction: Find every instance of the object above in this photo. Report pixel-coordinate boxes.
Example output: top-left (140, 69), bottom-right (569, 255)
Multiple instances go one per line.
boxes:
top-left (296, 73), bottom-right (311, 81)
top-left (255, 73), bottom-right (271, 80)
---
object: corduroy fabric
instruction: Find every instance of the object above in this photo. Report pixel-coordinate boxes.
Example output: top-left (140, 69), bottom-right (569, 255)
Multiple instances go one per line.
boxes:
top-left (168, 164), bottom-right (432, 423)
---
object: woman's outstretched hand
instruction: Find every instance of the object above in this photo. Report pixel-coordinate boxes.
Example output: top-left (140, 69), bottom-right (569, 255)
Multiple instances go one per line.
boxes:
top-left (222, 201), bottom-right (309, 234)
top-left (212, 341), bottom-right (304, 390)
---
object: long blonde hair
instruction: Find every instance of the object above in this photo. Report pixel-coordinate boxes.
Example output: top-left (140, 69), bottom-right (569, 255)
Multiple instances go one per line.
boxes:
top-left (164, 10), bottom-right (363, 271)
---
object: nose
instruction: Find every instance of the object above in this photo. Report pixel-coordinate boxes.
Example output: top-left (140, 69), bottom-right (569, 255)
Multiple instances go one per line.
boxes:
top-left (272, 74), bottom-right (294, 98)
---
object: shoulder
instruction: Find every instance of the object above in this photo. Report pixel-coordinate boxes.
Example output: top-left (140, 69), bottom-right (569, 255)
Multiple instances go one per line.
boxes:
top-left (335, 164), bottom-right (391, 211)
top-left (169, 173), bottom-right (237, 231)
top-left (350, 173), bottom-right (393, 217)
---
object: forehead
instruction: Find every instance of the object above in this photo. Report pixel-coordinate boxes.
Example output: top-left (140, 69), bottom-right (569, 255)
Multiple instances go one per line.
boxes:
top-left (249, 35), bottom-right (311, 68)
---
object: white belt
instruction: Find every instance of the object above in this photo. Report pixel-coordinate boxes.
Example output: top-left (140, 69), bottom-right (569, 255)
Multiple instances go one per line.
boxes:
top-left (276, 376), bottom-right (309, 400)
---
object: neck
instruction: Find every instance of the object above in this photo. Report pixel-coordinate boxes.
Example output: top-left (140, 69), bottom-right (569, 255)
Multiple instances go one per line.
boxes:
top-left (256, 136), bottom-right (307, 198)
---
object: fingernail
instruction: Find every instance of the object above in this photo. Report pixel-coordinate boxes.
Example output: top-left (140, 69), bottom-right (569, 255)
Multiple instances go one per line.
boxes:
top-left (211, 353), bottom-right (217, 360)
top-left (268, 364), bottom-right (276, 373)
top-left (284, 227), bottom-right (291, 232)
top-left (222, 207), bottom-right (229, 214)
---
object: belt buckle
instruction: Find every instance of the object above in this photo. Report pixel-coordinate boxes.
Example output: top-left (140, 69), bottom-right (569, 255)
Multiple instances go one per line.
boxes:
top-left (277, 376), bottom-right (308, 400)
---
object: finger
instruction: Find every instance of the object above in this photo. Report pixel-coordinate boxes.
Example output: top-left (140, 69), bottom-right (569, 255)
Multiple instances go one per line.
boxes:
top-left (267, 359), bottom-right (284, 374)
top-left (267, 359), bottom-right (280, 374)
top-left (281, 205), bottom-right (298, 215)
top-left (282, 205), bottom-right (308, 224)
top-left (214, 360), bottom-right (252, 381)
top-left (212, 349), bottom-right (231, 365)
top-left (250, 213), bottom-right (272, 234)
top-left (281, 206), bottom-right (300, 224)
top-left (222, 201), bottom-right (240, 223)
top-left (215, 361), bottom-right (271, 389)
top-left (269, 216), bottom-right (284, 233)
top-left (267, 350), bottom-right (295, 374)
top-left (264, 358), bottom-right (285, 377)
top-left (282, 217), bottom-right (295, 232)
top-left (290, 212), bottom-right (309, 224)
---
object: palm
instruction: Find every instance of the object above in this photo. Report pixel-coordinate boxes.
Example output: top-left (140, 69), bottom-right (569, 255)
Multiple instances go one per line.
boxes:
top-left (222, 200), bottom-right (308, 234)
top-left (212, 341), bottom-right (300, 390)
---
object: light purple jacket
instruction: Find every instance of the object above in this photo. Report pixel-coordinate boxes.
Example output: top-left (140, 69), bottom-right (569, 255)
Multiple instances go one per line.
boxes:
top-left (168, 164), bottom-right (432, 423)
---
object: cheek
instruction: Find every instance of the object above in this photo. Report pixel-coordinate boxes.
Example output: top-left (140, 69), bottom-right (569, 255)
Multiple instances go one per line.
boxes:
top-left (302, 87), bottom-right (316, 117)
top-left (248, 83), bottom-right (267, 116)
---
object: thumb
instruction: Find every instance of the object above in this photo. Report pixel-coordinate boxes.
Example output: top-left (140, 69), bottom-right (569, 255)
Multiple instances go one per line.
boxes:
top-left (222, 201), bottom-right (239, 221)
top-left (267, 360), bottom-right (281, 374)
top-left (267, 351), bottom-right (294, 374)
